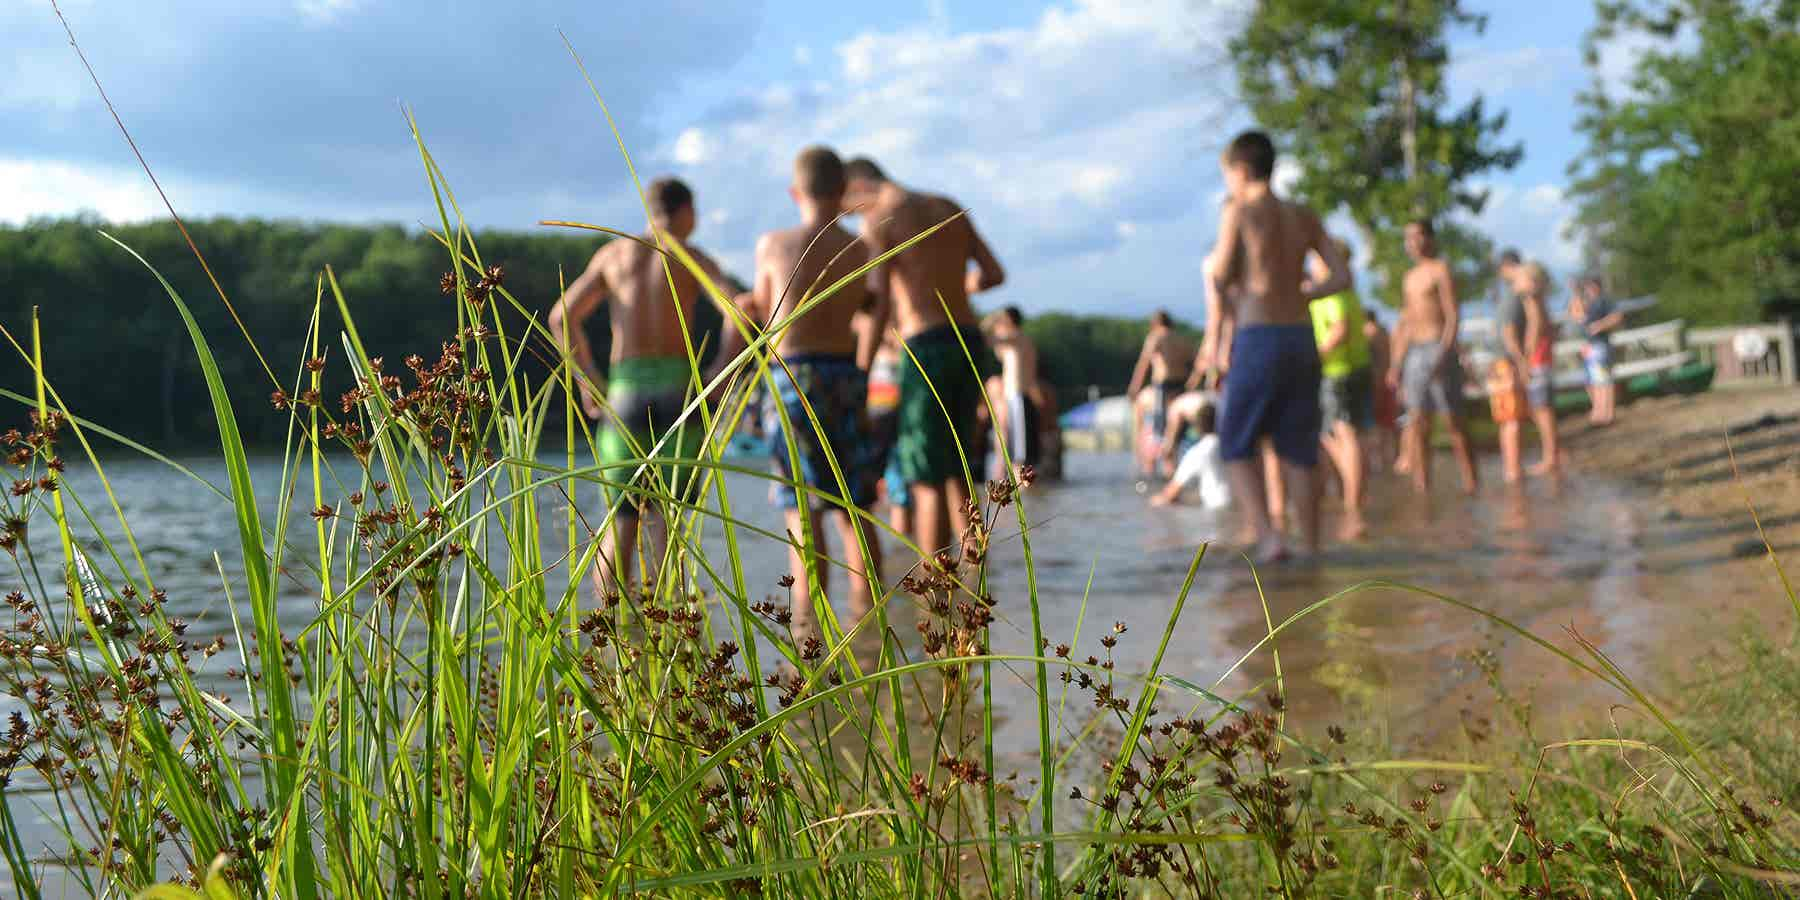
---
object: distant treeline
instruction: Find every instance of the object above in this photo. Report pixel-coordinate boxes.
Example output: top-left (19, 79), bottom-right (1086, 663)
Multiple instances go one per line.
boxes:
top-left (0, 217), bottom-right (1175, 447)
top-left (1019, 312), bottom-right (1202, 410)
top-left (0, 216), bottom-right (687, 448)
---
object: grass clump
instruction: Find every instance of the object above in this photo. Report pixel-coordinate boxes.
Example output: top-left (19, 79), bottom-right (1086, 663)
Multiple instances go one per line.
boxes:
top-left (0, 124), bottom-right (1795, 900)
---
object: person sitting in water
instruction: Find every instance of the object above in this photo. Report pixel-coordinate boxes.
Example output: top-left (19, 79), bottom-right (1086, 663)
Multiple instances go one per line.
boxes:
top-left (1128, 309), bottom-right (1196, 478)
top-left (1150, 394), bottom-right (1229, 509)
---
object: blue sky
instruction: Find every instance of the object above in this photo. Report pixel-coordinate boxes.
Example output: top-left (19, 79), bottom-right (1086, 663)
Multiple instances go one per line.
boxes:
top-left (3, 0), bottom-right (1634, 316)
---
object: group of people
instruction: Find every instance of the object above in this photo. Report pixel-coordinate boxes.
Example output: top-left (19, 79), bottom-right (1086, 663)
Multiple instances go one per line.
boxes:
top-left (1130, 133), bottom-right (1625, 563)
top-left (548, 128), bottom-right (1627, 648)
top-left (549, 146), bottom-right (1011, 647)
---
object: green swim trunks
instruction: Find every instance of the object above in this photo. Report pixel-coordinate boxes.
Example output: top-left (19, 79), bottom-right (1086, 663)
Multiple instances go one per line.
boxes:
top-left (889, 323), bottom-right (997, 487)
top-left (596, 356), bottom-right (706, 517)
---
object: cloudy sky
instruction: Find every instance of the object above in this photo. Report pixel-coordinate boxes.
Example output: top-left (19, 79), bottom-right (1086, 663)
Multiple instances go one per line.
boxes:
top-left (6, 0), bottom-right (1622, 316)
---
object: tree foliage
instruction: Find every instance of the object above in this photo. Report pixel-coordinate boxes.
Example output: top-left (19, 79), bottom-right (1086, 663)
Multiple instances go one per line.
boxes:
top-left (1229, 0), bottom-right (1522, 300)
top-left (0, 217), bottom-right (641, 447)
top-left (1566, 0), bottom-right (1800, 324)
top-left (1020, 312), bottom-right (1204, 410)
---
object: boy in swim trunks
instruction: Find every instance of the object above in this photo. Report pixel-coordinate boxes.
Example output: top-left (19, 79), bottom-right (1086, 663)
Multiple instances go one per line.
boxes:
top-left (1570, 274), bottom-right (1623, 426)
top-left (844, 156), bottom-right (1006, 560)
top-left (1390, 219), bottom-right (1478, 494)
top-left (1201, 130), bottom-right (1350, 563)
top-left (548, 176), bottom-right (745, 595)
top-left (740, 146), bottom-right (885, 647)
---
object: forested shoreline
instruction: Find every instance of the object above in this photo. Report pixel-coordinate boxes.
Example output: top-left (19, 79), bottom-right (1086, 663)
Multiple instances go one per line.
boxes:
top-left (0, 217), bottom-right (1188, 448)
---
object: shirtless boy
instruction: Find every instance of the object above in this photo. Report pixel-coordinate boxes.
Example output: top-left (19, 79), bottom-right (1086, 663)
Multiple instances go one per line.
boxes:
top-left (843, 157), bottom-right (1006, 560)
top-left (1202, 131), bottom-right (1350, 563)
top-left (1128, 310), bottom-right (1196, 476)
top-left (981, 306), bottom-right (1041, 475)
top-left (549, 177), bottom-right (745, 593)
top-left (739, 146), bottom-right (883, 647)
top-left (1390, 219), bottom-right (1478, 494)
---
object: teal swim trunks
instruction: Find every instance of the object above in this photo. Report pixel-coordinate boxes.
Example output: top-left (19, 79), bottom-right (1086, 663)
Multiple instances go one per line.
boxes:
top-left (596, 356), bottom-right (706, 517)
top-left (889, 323), bottom-right (996, 487)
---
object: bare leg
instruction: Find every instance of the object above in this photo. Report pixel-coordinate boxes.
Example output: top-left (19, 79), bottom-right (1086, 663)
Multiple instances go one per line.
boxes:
top-left (985, 376), bottom-right (1009, 479)
top-left (1405, 416), bottom-right (1432, 493)
top-left (911, 482), bottom-right (949, 559)
top-left (1598, 383), bottom-right (1616, 425)
top-left (1498, 421), bottom-right (1523, 483)
top-left (593, 513), bottom-right (640, 599)
top-left (829, 508), bottom-right (881, 630)
top-left (1261, 442), bottom-right (1287, 532)
top-left (785, 508), bottom-right (828, 647)
top-left (945, 477), bottom-right (972, 543)
top-left (1443, 414), bottom-right (1479, 493)
top-left (1281, 458), bottom-right (1322, 558)
top-left (1323, 423), bottom-right (1367, 539)
top-left (1528, 406), bottom-right (1561, 475)
top-left (1225, 459), bottom-right (1284, 563)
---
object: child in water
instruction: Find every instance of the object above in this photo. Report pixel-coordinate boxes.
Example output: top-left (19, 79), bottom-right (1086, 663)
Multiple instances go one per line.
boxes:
top-left (1150, 393), bottom-right (1230, 510)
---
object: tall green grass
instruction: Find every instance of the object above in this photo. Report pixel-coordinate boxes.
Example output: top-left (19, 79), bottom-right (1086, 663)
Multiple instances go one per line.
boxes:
top-left (0, 66), bottom-right (1797, 900)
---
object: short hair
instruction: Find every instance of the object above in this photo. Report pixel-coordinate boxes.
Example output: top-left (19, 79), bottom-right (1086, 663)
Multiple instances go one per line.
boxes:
top-left (1196, 403), bottom-right (1217, 436)
top-left (793, 145), bottom-right (846, 199)
top-left (1150, 309), bottom-right (1172, 328)
top-left (1499, 248), bottom-right (1522, 266)
top-left (844, 157), bottom-right (887, 183)
top-left (1577, 271), bottom-right (1604, 290)
top-left (646, 177), bottom-right (694, 221)
top-left (1002, 305), bottom-right (1023, 326)
top-left (1223, 130), bottom-right (1276, 181)
top-left (1407, 218), bottom-right (1436, 239)
top-left (1363, 306), bottom-right (1381, 321)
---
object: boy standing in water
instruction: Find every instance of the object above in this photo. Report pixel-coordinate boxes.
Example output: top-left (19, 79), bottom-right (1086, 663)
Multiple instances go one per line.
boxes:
top-left (1201, 131), bottom-right (1350, 563)
top-left (843, 157), bottom-right (1006, 561)
top-left (739, 146), bottom-right (884, 648)
top-left (549, 177), bottom-right (745, 594)
top-left (1391, 219), bottom-right (1478, 495)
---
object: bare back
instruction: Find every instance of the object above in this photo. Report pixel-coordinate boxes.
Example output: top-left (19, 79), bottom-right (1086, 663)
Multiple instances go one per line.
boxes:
top-left (1215, 195), bottom-right (1324, 327)
top-left (1401, 259), bottom-right (1453, 345)
top-left (864, 188), bottom-right (981, 338)
top-left (1148, 330), bottom-right (1194, 384)
top-left (593, 235), bottom-right (722, 362)
top-left (754, 222), bottom-right (871, 357)
top-left (994, 332), bottom-right (1039, 397)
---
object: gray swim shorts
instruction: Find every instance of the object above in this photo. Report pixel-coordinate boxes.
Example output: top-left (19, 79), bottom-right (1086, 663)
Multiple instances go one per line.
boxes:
top-left (1400, 343), bottom-right (1464, 415)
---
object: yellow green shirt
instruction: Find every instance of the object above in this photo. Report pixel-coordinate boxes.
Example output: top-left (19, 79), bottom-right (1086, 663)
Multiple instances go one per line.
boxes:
top-left (1310, 290), bottom-right (1370, 378)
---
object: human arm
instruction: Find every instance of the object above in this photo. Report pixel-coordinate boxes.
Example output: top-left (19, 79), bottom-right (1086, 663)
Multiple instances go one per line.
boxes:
top-left (1387, 317), bottom-right (1411, 389)
top-left (1432, 264), bottom-right (1461, 371)
top-left (1317, 302), bottom-right (1349, 355)
top-left (1522, 292), bottom-right (1546, 368)
top-left (1126, 334), bottom-right (1156, 399)
top-left (1588, 306), bottom-right (1626, 336)
top-left (964, 216), bottom-right (1006, 295)
top-left (691, 250), bottom-right (750, 386)
top-left (1301, 216), bottom-right (1352, 302)
top-left (547, 248), bottom-right (611, 418)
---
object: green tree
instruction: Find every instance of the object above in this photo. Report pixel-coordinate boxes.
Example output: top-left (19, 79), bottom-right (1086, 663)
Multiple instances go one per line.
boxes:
top-left (1566, 0), bottom-right (1800, 324)
top-left (1228, 0), bottom-right (1523, 300)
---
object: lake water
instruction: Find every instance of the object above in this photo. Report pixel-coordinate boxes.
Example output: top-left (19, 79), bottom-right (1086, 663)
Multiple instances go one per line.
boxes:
top-left (1, 445), bottom-right (1715, 886)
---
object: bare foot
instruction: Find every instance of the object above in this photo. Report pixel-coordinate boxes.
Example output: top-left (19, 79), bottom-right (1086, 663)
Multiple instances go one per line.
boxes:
top-left (1337, 513), bottom-right (1367, 542)
top-left (1252, 537), bottom-right (1290, 567)
top-left (1149, 491), bottom-right (1178, 507)
top-left (1461, 478), bottom-right (1479, 497)
top-left (1528, 459), bottom-right (1559, 477)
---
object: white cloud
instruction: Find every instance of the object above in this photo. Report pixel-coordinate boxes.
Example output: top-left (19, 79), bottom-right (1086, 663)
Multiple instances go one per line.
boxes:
top-left (1471, 181), bottom-right (1581, 275)
top-left (0, 158), bottom-right (166, 224)
top-left (672, 127), bottom-right (712, 166)
top-left (793, 44), bottom-right (814, 66)
top-left (296, 0), bottom-right (358, 26)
